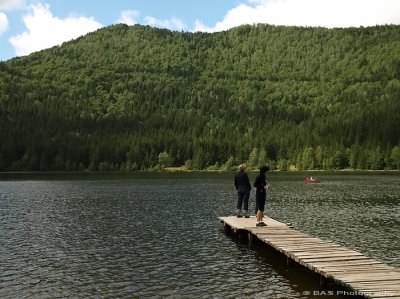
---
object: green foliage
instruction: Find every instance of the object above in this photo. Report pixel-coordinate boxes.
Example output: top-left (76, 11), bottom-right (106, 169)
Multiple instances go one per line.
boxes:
top-left (158, 151), bottom-right (173, 169)
top-left (184, 159), bottom-right (193, 170)
top-left (221, 156), bottom-right (235, 171)
top-left (0, 24), bottom-right (399, 171)
top-left (247, 148), bottom-right (259, 170)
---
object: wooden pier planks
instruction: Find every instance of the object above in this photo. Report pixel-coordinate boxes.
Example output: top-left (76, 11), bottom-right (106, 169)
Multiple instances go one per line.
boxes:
top-left (219, 216), bottom-right (400, 298)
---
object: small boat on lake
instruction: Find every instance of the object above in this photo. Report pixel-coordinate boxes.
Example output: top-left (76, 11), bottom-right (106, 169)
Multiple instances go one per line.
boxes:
top-left (304, 176), bottom-right (320, 183)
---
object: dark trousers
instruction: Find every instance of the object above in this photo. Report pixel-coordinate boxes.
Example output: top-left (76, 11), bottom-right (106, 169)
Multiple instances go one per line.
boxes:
top-left (256, 191), bottom-right (266, 212)
top-left (237, 190), bottom-right (250, 211)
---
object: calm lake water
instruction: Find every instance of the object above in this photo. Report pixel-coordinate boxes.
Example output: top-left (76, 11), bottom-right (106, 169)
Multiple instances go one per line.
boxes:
top-left (0, 172), bottom-right (399, 298)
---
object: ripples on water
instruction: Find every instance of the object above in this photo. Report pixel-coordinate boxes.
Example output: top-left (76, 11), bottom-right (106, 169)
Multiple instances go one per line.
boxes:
top-left (270, 174), bottom-right (400, 268)
top-left (0, 172), bottom-right (399, 298)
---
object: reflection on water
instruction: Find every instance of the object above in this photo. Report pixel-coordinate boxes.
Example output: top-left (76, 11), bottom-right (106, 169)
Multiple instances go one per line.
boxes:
top-left (0, 172), bottom-right (399, 298)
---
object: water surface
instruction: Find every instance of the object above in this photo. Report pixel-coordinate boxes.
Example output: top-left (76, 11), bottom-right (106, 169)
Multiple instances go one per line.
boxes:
top-left (0, 172), bottom-right (399, 298)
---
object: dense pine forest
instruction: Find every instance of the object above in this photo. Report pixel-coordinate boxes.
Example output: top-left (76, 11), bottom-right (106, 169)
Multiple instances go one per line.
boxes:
top-left (0, 23), bottom-right (399, 171)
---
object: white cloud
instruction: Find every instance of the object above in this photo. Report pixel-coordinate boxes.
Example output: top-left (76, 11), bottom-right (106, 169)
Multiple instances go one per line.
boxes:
top-left (9, 3), bottom-right (102, 57)
top-left (0, 0), bottom-right (26, 11)
top-left (117, 10), bottom-right (140, 26)
top-left (193, 20), bottom-right (209, 32)
top-left (246, 0), bottom-right (265, 4)
top-left (144, 16), bottom-right (186, 31)
top-left (194, 0), bottom-right (400, 32)
top-left (117, 10), bottom-right (186, 31)
top-left (0, 12), bottom-right (8, 34)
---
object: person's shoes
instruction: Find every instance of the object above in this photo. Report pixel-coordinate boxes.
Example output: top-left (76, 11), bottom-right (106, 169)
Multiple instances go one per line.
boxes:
top-left (256, 222), bottom-right (267, 226)
top-left (245, 214), bottom-right (250, 218)
top-left (237, 214), bottom-right (243, 218)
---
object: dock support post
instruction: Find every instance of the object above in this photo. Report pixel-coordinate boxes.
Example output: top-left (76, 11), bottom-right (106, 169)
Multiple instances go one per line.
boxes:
top-left (286, 256), bottom-right (292, 267)
top-left (223, 223), bottom-right (229, 235)
top-left (237, 230), bottom-right (243, 242)
top-left (247, 232), bottom-right (253, 248)
top-left (319, 275), bottom-right (327, 290)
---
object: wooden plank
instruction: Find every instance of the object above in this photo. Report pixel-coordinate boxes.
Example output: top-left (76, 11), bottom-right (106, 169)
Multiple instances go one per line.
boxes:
top-left (302, 256), bottom-right (373, 263)
top-left (294, 257), bottom-right (386, 274)
top-left (357, 293), bottom-right (400, 299)
top-left (318, 265), bottom-right (389, 270)
top-left (283, 243), bottom-right (347, 248)
top-left (255, 231), bottom-right (309, 236)
top-left (256, 234), bottom-right (309, 239)
top-left (261, 239), bottom-right (330, 245)
top-left (293, 252), bottom-right (365, 258)
top-left (347, 282), bottom-right (400, 291)
top-left (249, 227), bottom-right (299, 231)
top-left (324, 270), bottom-right (396, 277)
top-left (282, 245), bottom-right (345, 251)
top-left (319, 267), bottom-right (395, 273)
top-left (333, 284), bottom-right (400, 295)
top-left (251, 229), bottom-right (303, 234)
top-left (311, 265), bottom-right (387, 275)
top-left (293, 254), bottom-right (366, 260)
top-left (309, 259), bottom-right (384, 266)
top-left (253, 231), bottom-right (309, 237)
top-left (316, 265), bottom-right (387, 272)
top-left (336, 270), bottom-right (400, 276)
top-left (258, 236), bottom-right (312, 241)
top-left (255, 236), bottom-right (308, 240)
top-left (260, 241), bottom-right (332, 249)
top-left (290, 252), bottom-right (363, 259)
top-left (219, 216), bottom-right (289, 228)
top-left (338, 275), bottom-right (400, 282)
top-left (262, 239), bottom-right (325, 244)
top-left (294, 251), bottom-right (365, 258)
top-left (261, 238), bottom-right (325, 243)
top-left (341, 278), bottom-right (400, 285)
top-left (279, 245), bottom-right (344, 252)
top-left (252, 229), bottom-right (304, 234)
top-left (350, 282), bottom-right (400, 288)
top-left (250, 226), bottom-right (293, 230)
top-left (219, 215), bottom-right (400, 297)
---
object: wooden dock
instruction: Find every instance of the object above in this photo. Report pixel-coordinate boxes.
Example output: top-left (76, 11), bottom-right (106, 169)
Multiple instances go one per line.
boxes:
top-left (219, 216), bottom-right (400, 298)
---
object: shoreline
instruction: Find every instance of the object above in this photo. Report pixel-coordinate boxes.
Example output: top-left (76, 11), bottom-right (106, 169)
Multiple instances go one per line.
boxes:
top-left (1, 168), bottom-right (399, 174)
top-left (0, 169), bottom-right (399, 181)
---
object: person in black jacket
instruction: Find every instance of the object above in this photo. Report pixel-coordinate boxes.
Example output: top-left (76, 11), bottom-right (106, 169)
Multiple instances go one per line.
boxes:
top-left (234, 164), bottom-right (251, 218)
top-left (254, 164), bottom-right (270, 226)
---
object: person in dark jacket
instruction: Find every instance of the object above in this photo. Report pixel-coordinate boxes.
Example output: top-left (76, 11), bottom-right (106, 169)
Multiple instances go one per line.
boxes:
top-left (234, 164), bottom-right (251, 218)
top-left (253, 164), bottom-right (270, 226)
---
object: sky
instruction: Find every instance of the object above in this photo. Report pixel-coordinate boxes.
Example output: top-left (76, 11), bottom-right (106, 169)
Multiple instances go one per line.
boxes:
top-left (0, 0), bottom-right (399, 61)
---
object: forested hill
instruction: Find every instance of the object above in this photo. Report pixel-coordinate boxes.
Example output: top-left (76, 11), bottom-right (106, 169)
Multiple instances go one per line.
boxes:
top-left (0, 24), bottom-right (400, 171)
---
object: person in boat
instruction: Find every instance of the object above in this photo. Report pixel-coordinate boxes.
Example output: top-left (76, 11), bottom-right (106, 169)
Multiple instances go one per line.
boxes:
top-left (254, 164), bottom-right (270, 226)
top-left (234, 164), bottom-right (251, 218)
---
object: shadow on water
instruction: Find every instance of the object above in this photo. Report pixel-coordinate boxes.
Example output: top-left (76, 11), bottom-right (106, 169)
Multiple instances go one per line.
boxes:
top-left (222, 226), bottom-right (367, 299)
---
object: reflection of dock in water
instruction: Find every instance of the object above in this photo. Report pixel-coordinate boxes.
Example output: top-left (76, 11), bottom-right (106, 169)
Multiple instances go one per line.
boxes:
top-left (219, 216), bottom-right (400, 298)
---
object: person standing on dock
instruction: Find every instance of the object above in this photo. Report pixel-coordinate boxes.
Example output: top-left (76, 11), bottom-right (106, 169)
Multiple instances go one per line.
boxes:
top-left (234, 164), bottom-right (251, 218)
top-left (254, 164), bottom-right (270, 226)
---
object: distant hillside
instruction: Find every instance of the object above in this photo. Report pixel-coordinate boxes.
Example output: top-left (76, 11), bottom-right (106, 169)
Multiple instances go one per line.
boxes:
top-left (0, 24), bottom-right (399, 171)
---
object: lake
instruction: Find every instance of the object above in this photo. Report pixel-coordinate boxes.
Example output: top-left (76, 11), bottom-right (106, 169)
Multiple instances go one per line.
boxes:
top-left (0, 172), bottom-right (399, 298)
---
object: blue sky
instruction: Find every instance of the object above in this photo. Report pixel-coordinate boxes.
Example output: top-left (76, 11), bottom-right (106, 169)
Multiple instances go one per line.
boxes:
top-left (1, 0), bottom-right (399, 61)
